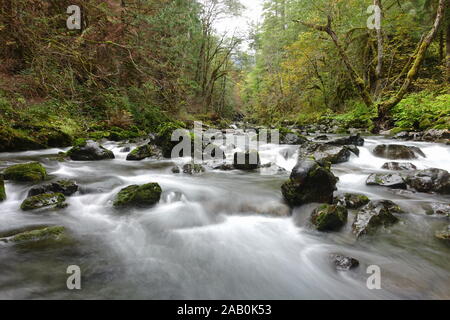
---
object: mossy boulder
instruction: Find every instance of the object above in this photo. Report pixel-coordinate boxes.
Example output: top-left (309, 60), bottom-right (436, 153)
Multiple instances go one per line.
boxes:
top-left (233, 151), bottom-right (261, 170)
top-left (113, 183), bottom-right (162, 208)
top-left (28, 180), bottom-right (79, 197)
top-left (20, 193), bottom-right (66, 211)
top-left (0, 126), bottom-right (46, 152)
top-left (183, 163), bottom-right (206, 175)
top-left (67, 140), bottom-right (115, 161)
top-left (10, 226), bottom-right (66, 243)
top-left (126, 144), bottom-right (158, 161)
top-left (372, 144), bottom-right (426, 160)
top-left (281, 160), bottom-right (338, 207)
top-left (352, 200), bottom-right (403, 237)
top-left (154, 123), bottom-right (186, 158)
top-left (0, 178), bottom-right (6, 201)
top-left (366, 173), bottom-right (407, 189)
top-left (2, 162), bottom-right (47, 182)
top-left (334, 193), bottom-right (370, 209)
top-left (311, 204), bottom-right (348, 231)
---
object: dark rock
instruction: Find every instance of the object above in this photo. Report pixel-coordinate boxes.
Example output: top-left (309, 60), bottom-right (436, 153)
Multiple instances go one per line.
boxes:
top-left (28, 180), bottom-right (79, 197)
top-left (213, 163), bottom-right (235, 171)
top-left (334, 193), bottom-right (370, 209)
top-left (326, 134), bottom-right (365, 146)
top-left (366, 173), bottom-right (407, 189)
top-left (67, 140), bottom-right (115, 161)
top-left (182, 163), bottom-right (206, 175)
top-left (405, 169), bottom-right (450, 194)
top-left (315, 135), bottom-right (329, 141)
top-left (120, 146), bottom-right (131, 153)
top-left (171, 166), bottom-right (181, 174)
top-left (382, 162), bottom-right (417, 171)
top-left (372, 144), bottom-right (426, 160)
top-left (20, 193), bottom-right (67, 211)
top-left (346, 145), bottom-right (360, 156)
top-left (422, 129), bottom-right (450, 142)
top-left (2, 162), bottom-right (47, 183)
top-left (298, 142), bottom-right (353, 164)
top-left (281, 160), bottom-right (338, 207)
top-left (113, 183), bottom-right (162, 208)
top-left (352, 200), bottom-right (403, 237)
top-left (331, 254), bottom-right (360, 271)
top-left (126, 144), bottom-right (158, 161)
top-left (280, 132), bottom-right (308, 145)
top-left (233, 151), bottom-right (261, 170)
top-left (0, 178), bottom-right (5, 201)
top-left (311, 204), bottom-right (348, 231)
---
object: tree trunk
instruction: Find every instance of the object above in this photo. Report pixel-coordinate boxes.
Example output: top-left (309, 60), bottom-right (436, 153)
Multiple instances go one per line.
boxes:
top-left (374, 0), bottom-right (384, 98)
top-left (446, 11), bottom-right (450, 81)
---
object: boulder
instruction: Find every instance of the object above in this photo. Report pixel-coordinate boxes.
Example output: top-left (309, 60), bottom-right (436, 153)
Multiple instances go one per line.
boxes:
top-left (435, 226), bottom-right (450, 243)
top-left (113, 183), bottom-right (162, 208)
top-left (233, 151), bottom-right (261, 170)
top-left (422, 129), bottom-right (450, 142)
top-left (67, 140), bottom-right (115, 161)
top-left (126, 144), bottom-right (159, 161)
top-left (366, 173), bottom-right (407, 189)
top-left (298, 142), bottom-right (355, 164)
top-left (334, 193), bottom-right (370, 209)
top-left (182, 163), bottom-right (206, 175)
top-left (28, 180), bottom-right (79, 197)
top-left (8, 226), bottom-right (65, 243)
top-left (20, 193), bottom-right (67, 211)
top-left (382, 162), bottom-right (417, 171)
top-left (281, 160), bottom-right (338, 207)
top-left (372, 144), bottom-right (425, 160)
top-left (311, 204), bottom-right (348, 231)
top-left (405, 169), bottom-right (450, 194)
top-left (280, 132), bottom-right (308, 145)
top-left (2, 162), bottom-right (47, 183)
top-left (331, 254), bottom-right (360, 271)
top-left (326, 134), bottom-right (365, 147)
top-left (352, 200), bottom-right (403, 237)
top-left (0, 178), bottom-right (5, 201)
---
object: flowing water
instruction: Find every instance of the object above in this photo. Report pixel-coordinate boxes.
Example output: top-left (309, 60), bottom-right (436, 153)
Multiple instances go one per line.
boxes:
top-left (0, 135), bottom-right (449, 300)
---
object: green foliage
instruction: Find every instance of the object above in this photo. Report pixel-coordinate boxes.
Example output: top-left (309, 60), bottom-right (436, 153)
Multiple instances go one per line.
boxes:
top-left (392, 91), bottom-right (450, 131)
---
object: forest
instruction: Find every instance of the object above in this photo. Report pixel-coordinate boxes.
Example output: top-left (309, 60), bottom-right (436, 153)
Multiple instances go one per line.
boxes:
top-left (0, 0), bottom-right (449, 301)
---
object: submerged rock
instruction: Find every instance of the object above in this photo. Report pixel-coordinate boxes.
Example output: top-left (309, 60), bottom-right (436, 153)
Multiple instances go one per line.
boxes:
top-left (182, 163), bottom-right (206, 175)
top-left (331, 254), bottom-right (360, 271)
top-left (281, 160), bottom-right (338, 207)
top-left (435, 226), bottom-right (450, 243)
top-left (9, 226), bottom-right (66, 243)
top-left (28, 180), bottom-right (79, 197)
top-left (352, 200), bottom-right (403, 237)
top-left (2, 162), bottom-right (47, 183)
top-left (67, 140), bottom-right (115, 161)
top-left (113, 183), bottom-right (162, 208)
top-left (213, 163), bottom-right (235, 171)
top-left (20, 193), bottom-right (67, 211)
top-left (233, 151), bottom-right (261, 170)
top-left (372, 144), bottom-right (426, 160)
top-left (405, 169), bottom-right (450, 194)
top-left (326, 134), bottom-right (365, 147)
top-left (382, 162), bottom-right (417, 171)
top-left (424, 203), bottom-right (450, 217)
top-left (126, 144), bottom-right (159, 161)
top-left (366, 173), bottom-right (407, 189)
top-left (311, 204), bottom-right (348, 231)
top-left (0, 178), bottom-right (5, 201)
top-left (334, 193), bottom-right (370, 209)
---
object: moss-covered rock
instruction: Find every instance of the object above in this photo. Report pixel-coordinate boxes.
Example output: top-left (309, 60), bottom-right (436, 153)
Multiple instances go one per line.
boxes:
top-left (352, 200), bottom-right (403, 237)
top-left (20, 193), bottom-right (66, 211)
top-left (435, 225), bottom-right (450, 244)
top-left (113, 183), bottom-right (162, 208)
top-left (183, 162), bottom-right (206, 175)
top-left (0, 178), bottom-right (6, 201)
top-left (2, 162), bottom-right (47, 182)
top-left (311, 204), bottom-right (348, 231)
top-left (334, 193), bottom-right (370, 209)
top-left (67, 140), bottom-right (115, 161)
top-left (126, 144), bottom-right (158, 161)
top-left (28, 180), bottom-right (79, 197)
top-left (233, 151), bottom-right (261, 170)
top-left (281, 160), bottom-right (338, 207)
top-left (10, 226), bottom-right (65, 243)
top-left (154, 123), bottom-right (186, 158)
top-left (0, 126), bottom-right (46, 152)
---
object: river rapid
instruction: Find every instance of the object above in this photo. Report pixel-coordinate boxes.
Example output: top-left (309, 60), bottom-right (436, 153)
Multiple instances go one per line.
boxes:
top-left (0, 134), bottom-right (449, 300)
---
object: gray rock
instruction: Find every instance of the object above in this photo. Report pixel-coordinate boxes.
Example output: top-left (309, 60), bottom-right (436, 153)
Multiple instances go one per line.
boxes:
top-left (366, 173), bottom-right (407, 189)
top-left (405, 169), bottom-right (450, 194)
top-left (424, 203), bottom-right (450, 217)
top-left (334, 193), bottom-right (370, 209)
top-left (326, 134), bottom-right (364, 147)
top-left (382, 162), bottom-right (417, 171)
top-left (372, 144), bottom-right (425, 160)
top-left (352, 200), bottom-right (403, 237)
top-left (331, 254), bottom-right (360, 271)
